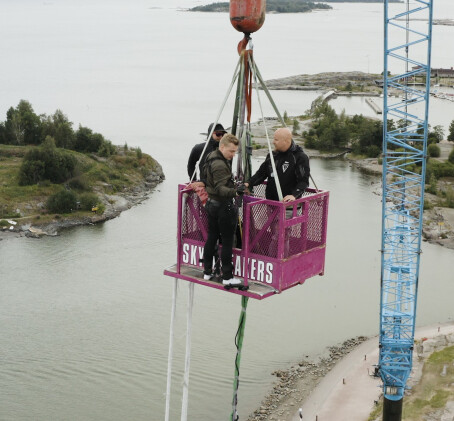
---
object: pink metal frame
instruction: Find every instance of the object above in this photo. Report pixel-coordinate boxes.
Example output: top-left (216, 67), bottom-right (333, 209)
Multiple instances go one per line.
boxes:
top-left (164, 184), bottom-right (329, 300)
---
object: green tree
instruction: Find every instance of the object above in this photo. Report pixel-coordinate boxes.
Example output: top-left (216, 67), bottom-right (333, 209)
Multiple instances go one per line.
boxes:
top-left (47, 190), bottom-right (78, 213)
top-left (74, 126), bottom-right (104, 153)
top-left (432, 125), bottom-right (444, 143)
top-left (74, 126), bottom-right (94, 152)
top-left (17, 100), bottom-right (42, 144)
top-left (4, 106), bottom-right (24, 144)
top-left (0, 122), bottom-right (6, 144)
top-left (448, 119), bottom-right (454, 142)
top-left (41, 109), bottom-right (75, 149)
top-left (3, 101), bottom-right (42, 145)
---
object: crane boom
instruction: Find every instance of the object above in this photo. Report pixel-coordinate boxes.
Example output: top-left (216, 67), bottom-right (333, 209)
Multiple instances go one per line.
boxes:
top-left (379, 0), bottom-right (433, 416)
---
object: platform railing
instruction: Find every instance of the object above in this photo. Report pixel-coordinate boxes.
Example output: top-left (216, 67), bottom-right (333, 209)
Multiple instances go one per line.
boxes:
top-left (176, 184), bottom-right (329, 293)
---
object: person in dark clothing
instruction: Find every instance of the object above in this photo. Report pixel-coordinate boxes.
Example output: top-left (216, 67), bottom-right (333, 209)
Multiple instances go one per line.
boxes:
top-left (246, 127), bottom-right (310, 202)
top-left (202, 134), bottom-right (244, 286)
top-left (187, 122), bottom-right (227, 181)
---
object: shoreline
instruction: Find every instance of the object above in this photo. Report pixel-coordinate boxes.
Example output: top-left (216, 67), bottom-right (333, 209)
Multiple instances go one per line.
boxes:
top-left (247, 322), bottom-right (454, 421)
top-left (0, 167), bottom-right (165, 242)
top-left (246, 336), bottom-right (369, 421)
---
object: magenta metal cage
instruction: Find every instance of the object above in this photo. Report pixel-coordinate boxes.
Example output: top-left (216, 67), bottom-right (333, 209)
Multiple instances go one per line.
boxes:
top-left (163, 184), bottom-right (329, 299)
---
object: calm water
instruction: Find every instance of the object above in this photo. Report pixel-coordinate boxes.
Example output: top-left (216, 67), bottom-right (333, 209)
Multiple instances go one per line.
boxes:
top-left (1, 1), bottom-right (453, 420)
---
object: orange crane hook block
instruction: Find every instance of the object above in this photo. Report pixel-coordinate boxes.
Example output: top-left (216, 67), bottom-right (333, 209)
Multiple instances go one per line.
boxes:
top-left (230, 0), bottom-right (266, 34)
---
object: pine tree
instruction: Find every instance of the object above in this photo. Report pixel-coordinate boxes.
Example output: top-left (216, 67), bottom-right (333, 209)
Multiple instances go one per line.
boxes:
top-left (292, 119), bottom-right (300, 135)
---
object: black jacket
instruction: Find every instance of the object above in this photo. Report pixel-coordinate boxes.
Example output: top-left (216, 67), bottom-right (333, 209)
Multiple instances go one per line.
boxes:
top-left (187, 138), bottom-right (219, 180)
top-left (249, 142), bottom-right (310, 201)
top-left (204, 149), bottom-right (237, 203)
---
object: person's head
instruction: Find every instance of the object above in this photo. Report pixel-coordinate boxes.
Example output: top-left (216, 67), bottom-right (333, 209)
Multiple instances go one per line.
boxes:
top-left (273, 128), bottom-right (293, 152)
top-left (207, 123), bottom-right (227, 141)
top-left (219, 134), bottom-right (239, 161)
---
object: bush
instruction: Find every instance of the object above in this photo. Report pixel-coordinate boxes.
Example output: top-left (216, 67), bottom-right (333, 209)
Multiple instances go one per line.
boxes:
top-left (304, 137), bottom-right (318, 149)
top-left (94, 202), bottom-right (105, 214)
top-left (427, 161), bottom-right (454, 179)
top-left (18, 160), bottom-right (45, 185)
top-left (427, 144), bottom-right (441, 158)
top-left (445, 187), bottom-right (454, 208)
top-left (18, 144), bottom-right (77, 185)
top-left (98, 140), bottom-right (116, 157)
top-left (366, 145), bottom-right (381, 158)
top-left (67, 176), bottom-right (90, 191)
top-left (425, 174), bottom-right (438, 195)
top-left (78, 192), bottom-right (100, 211)
top-left (0, 219), bottom-right (9, 227)
top-left (448, 148), bottom-right (454, 164)
top-left (46, 190), bottom-right (77, 213)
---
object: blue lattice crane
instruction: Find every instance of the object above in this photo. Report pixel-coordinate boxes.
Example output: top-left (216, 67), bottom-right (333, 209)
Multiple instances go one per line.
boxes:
top-left (379, 1), bottom-right (433, 419)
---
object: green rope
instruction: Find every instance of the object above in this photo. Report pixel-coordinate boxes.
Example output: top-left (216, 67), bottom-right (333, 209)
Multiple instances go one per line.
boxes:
top-left (230, 296), bottom-right (249, 421)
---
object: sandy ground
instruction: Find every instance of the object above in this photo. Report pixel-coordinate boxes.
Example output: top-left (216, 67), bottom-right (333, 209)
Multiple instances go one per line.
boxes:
top-left (291, 323), bottom-right (454, 421)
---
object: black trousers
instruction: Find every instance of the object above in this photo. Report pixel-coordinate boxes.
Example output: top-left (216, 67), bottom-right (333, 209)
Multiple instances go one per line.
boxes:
top-left (203, 200), bottom-right (238, 280)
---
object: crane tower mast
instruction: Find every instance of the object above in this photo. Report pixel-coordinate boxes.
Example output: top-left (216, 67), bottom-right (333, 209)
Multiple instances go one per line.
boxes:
top-left (379, 0), bottom-right (433, 416)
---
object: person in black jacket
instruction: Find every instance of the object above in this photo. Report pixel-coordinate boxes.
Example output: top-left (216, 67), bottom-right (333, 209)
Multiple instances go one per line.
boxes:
top-left (187, 123), bottom-right (227, 181)
top-left (246, 127), bottom-right (310, 202)
top-left (202, 134), bottom-right (244, 286)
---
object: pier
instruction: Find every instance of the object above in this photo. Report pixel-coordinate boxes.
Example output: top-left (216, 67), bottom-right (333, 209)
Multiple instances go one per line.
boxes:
top-left (365, 97), bottom-right (382, 114)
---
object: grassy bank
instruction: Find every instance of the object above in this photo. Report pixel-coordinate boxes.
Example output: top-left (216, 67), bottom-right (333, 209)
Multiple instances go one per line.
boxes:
top-left (0, 144), bottom-right (162, 226)
top-left (369, 346), bottom-right (454, 420)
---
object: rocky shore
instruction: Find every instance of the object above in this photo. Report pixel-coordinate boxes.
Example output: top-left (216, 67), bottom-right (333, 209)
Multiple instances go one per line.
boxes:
top-left (246, 337), bottom-right (368, 421)
top-left (263, 71), bottom-right (381, 92)
top-left (0, 164), bottom-right (165, 241)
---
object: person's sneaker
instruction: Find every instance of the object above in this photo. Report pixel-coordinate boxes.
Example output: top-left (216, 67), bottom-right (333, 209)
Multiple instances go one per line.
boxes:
top-left (222, 277), bottom-right (242, 286)
top-left (203, 273), bottom-right (213, 281)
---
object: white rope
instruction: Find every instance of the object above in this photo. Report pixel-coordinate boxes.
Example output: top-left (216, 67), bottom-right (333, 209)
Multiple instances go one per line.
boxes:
top-left (189, 57), bottom-right (242, 183)
top-left (180, 282), bottom-right (195, 421)
top-left (250, 56), bottom-right (284, 201)
top-left (164, 278), bottom-right (179, 421)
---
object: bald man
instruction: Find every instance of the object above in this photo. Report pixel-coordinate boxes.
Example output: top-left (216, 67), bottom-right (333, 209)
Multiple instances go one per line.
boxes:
top-left (247, 128), bottom-right (310, 202)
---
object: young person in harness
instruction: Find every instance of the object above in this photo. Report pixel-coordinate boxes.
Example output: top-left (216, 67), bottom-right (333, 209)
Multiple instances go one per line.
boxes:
top-left (202, 134), bottom-right (246, 286)
top-left (245, 127), bottom-right (310, 202)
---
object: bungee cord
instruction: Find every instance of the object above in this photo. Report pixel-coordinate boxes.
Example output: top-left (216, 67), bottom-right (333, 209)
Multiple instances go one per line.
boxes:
top-left (181, 282), bottom-right (195, 421)
top-left (164, 279), bottom-right (179, 421)
top-left (230, 296), bottom-right (249, 421)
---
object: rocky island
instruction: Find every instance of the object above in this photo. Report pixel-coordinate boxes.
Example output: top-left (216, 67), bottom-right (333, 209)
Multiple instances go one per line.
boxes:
top-left (0, 100), bottom-right (164, 240)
